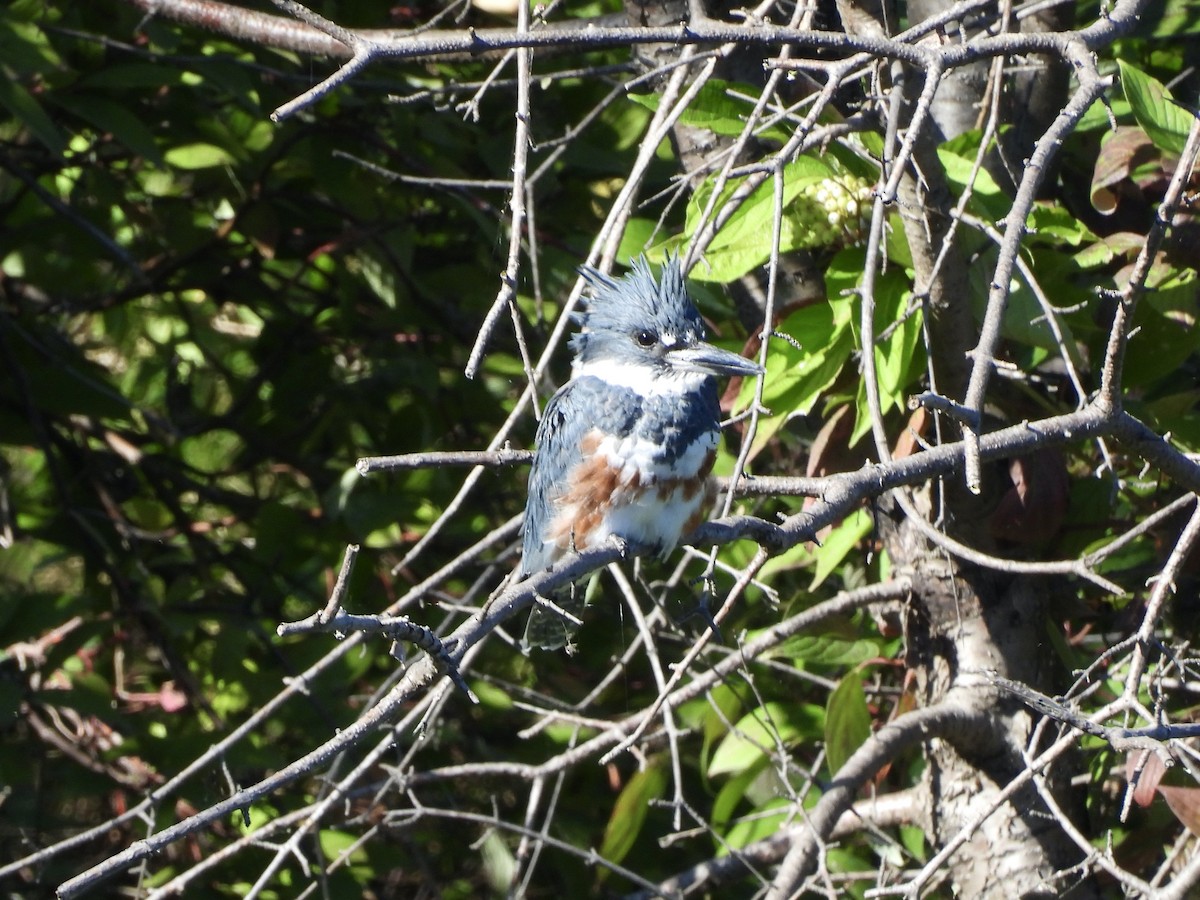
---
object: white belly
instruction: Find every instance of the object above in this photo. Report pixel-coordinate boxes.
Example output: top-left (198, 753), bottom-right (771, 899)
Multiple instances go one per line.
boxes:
top-left (546, 428), bottom-right (717, 557)
top-left (590, 479), bottom-right (710, 557)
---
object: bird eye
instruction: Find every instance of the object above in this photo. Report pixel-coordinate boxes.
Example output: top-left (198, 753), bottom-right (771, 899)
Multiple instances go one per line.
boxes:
top-left (635, 330), bottom-right (657, 347)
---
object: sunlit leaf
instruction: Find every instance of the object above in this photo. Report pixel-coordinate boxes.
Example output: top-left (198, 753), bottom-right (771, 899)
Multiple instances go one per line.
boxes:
top-left (617, 217), bottom-right (665, 261)
top-left (735, 298), bottom-right (854, 459)
top-left (683, 156), bottom-right (842, 283)
top-left (810, 508), bottom-right (874, 590)
top-left (856, 265), bottom-right (922, 445)
top-left (1118, 60), bottom-right (1193, 155)
top-left (768, 632), bottom-right (882, 667)
top-left (722, 797), bottom-right (790, 851)
top-left (629, 79), bottom-right (788, 140)
top-left (472, 680), bottom-right (513, 711)
top-left (164, 142), bottom-right (236, 170)
top-left (179, 428), bottom-right (244, 475)
top-left (937, 137), bottom-right (1007, 220)
top-left (709, 701), bottom-right (824, 777)
top-left (319, 829), bottom-right (369, 866)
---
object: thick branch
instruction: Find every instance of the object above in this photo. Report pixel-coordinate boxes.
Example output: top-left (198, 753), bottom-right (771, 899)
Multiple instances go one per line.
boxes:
top-left (121, 0), bottom-right (1147, 69)
top-left (766, 703), bottom-right (986, 898)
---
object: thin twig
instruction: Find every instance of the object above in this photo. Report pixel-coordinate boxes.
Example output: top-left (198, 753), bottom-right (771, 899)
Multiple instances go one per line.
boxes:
top-left (959, 49), bottom-right (1111, 493)
top-left (1097, 111), bottom-right (1200, 411)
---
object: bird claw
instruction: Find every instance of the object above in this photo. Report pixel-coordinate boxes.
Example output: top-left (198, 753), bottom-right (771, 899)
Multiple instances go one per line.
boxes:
top-left (611, 535), bottom-right (658, 560)
top-left (696, 601), bottom-right (724, 644)
top-left (676, 591), bottom-right (723, 643)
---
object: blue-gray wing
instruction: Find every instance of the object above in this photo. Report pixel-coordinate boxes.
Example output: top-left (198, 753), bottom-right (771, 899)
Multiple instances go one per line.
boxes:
top-left (520, 378), bottom-right (641, 652)
top-left (521, 377), bottom-right (640, 576)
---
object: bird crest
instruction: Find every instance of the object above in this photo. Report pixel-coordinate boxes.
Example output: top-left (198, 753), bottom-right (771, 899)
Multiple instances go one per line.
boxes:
top-left (568, 256), bottom-right (706, 362)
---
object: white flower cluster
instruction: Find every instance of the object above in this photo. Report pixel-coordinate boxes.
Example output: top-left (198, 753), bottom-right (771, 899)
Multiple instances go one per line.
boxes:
top-left (792, 176), bottom-right (873, 248)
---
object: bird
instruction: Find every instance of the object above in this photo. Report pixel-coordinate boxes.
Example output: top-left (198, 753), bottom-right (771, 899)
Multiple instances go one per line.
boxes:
top-left (519, 256), bottom-right (762, 652)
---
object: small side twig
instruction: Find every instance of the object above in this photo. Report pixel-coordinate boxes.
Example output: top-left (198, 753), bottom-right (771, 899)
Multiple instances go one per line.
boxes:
top-left (281, 547), bottom-right (478, 703)
top-left (908, 391), bottom-right (981, 428)
top-left (279, 609), bottom-right (479, 704)
top-left (357, 448), bottom-right (534, 473)
top-left (319, 543), bottom-right (359, 622)
top-left (989, 672), bottom-right (1200, 762)
top-left (959, 48), bottom-right (1111, 494)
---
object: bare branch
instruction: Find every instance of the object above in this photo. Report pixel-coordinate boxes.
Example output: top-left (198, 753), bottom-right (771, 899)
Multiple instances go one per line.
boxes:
top-left (959, 47), bottom-right (1111, 493)
top-left (767, 703), bottom-right (988, 898)
top-left (357, 448), bottom-right (534, 472)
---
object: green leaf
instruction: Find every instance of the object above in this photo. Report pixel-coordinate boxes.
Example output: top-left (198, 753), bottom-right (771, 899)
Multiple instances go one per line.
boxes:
top-left (723, 797), bottom-right (790, 851)
top-left (1027, 203), bottom-right (1094, 247)
top-left (709, 701), bottom-right (824, 777)
top-left (1119, 61), bottom-right (1194, 155)
top-left (0, 14), bottom-right (62, 75)
top-left (899, 824), bottom-right (928, 861)
top-left (471, 680), bottom-right (513, 711)
top-left (711, 758), bottom-right (767, 832)
top-left (828, 846), bottom-right (877, 895)
top-left (319, 829), bottom-right (369, 868)
top-left (1147, 390), bottom-right (1200, 450)
top-left (735, 299), bottom-right (854, 458)
top-left (698, 681), bottom-right (750, 771)
top-left (51, 94), bottom-right (166, 167)
top-left (1140, 0), bottom-right (1200, 37)
top-left (353, 246), bottom-right (402, 308)
top-left (685, 156), bottom-right (838, 283)
top-left (0, 75), bottom-right (66, 155)
top-left (827, 245), bottom-right (922, 445)
top-left (164, 142), bottom-right (236, 170)
top-left (617, 218), bottom-right (665, 262)
top-left (810, 508), bottom-right (874, 590)
top-left (864, 267), bottom-right (922, 437)
top-left (825, 670), bottom-right (872, 774)
top-left (479, 829), bottom-right (517, 893)
top-left (937, 137), bottom-right (1008, 220)
top-left (598, 758), bottom-right (668, 871)
top-left (178, 428), bottom-right (244, 474)
top-left (1123, 274), bottom-right (1200, 386)
top-left (757, 537), bottom-right (815, 580)
top-left (768, 632), bottom-right (882, 667)
top-left (630, 79), bottom-right (787, 140)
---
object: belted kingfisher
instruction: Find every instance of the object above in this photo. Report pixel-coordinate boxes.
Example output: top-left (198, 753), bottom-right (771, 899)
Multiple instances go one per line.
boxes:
top-left (520, 256), bottom-right (762, 652)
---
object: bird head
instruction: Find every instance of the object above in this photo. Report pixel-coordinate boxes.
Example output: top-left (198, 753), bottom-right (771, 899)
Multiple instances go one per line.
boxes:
top-left (569, 256), bottom-right (762, 384)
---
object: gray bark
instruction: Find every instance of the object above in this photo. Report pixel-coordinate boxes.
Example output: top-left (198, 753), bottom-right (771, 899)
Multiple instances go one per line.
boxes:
top-left (869, 0), bottom-right (1095, 893)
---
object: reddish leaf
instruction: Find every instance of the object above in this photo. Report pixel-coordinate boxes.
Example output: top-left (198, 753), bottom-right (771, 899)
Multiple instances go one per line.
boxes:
top-left (1090, 127), bottom-right (1159, 215)
top-left (892, 406), bottom-right (929, 460)
top-left (1125, 751), bottom-right (1166, 808)
top-left (1158, 785), bottom-right (1200, 837)
top-left (990, 450), bottom-right (1070, 545)
top-left (807, 404), bottom-right (872, 477)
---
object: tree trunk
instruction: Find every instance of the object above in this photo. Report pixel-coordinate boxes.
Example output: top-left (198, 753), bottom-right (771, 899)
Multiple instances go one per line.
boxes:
top-left (875, 0), bottom-right (1096, 890)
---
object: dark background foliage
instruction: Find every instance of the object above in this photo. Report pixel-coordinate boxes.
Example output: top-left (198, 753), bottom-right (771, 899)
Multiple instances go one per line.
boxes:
top-left (3, 0), bottom-right (1200, 897)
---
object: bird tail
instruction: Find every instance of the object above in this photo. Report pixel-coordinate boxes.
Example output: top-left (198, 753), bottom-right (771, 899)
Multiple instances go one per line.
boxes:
top-left (521, 586), bottom-right (587, 654)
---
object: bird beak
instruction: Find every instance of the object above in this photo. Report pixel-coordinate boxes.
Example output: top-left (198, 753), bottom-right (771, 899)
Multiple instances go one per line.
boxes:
top-left (667, 343), bottom-right (763, 378)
